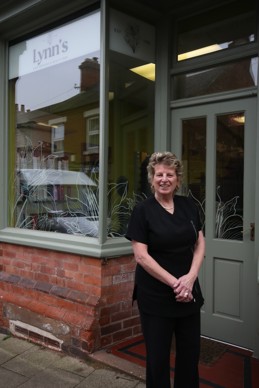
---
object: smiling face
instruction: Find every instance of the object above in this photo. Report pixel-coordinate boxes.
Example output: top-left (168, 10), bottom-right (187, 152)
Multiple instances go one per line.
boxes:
top-left (152, 163), bottom-right (179, 198)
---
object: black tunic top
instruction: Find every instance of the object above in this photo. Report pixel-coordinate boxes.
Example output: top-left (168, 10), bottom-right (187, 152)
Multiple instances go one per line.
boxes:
top-left (126, 195), bottom-right (204, 317)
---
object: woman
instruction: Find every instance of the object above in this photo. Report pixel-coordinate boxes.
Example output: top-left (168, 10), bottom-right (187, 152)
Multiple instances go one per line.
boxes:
top-left (126, 152), bottom-right (205, 388)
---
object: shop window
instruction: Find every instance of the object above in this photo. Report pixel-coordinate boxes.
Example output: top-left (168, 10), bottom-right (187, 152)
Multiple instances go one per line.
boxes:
top-left (107, 9), bottom-right (155, 237)
top-left (9, 10), bottom-right (101, 237)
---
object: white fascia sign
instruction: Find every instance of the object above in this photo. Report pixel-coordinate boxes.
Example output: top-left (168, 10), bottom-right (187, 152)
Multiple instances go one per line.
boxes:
top-left (9, 10), bottom-right (100, 79)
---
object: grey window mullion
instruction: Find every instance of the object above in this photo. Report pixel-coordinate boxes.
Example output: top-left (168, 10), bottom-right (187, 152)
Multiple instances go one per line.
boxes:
top-left (98, 0), bottom-right (109, 244)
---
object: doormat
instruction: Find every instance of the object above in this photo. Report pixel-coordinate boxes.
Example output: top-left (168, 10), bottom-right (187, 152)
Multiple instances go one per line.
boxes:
top-left (109, 335), bottom-right (259, 388)
top-left (188, 336), bottom-right (227, 365)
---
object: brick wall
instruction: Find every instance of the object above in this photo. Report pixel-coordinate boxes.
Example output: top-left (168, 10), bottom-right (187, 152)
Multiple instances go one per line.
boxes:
top-left (0, 243), bottom-right (141, 357)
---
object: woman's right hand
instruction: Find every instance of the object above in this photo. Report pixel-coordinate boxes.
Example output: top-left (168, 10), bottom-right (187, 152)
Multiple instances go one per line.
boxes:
top-left (173, 280), bottom-right (194, 302)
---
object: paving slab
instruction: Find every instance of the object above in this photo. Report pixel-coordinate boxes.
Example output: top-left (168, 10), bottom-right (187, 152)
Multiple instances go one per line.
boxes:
top-left (0, 367), bottom-right (28, 387)
top-left (76, 369), bottom-right (142, 388)
top-left (18, 368), bottom-right (84, 388)
top-left (0, 335), bottom-right (36, 355)
top-left (0, 334), bottom-right (145, 388)
top-left (2, 347), bottom-right (63, 378)
top-left (49, 355), bottom-right (95, 377)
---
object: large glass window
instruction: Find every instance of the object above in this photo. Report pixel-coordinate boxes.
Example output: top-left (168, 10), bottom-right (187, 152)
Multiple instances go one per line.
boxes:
top-left (9, 11), bottom-right (101, 237)
top-left (107, 9), bottom-right (155, 237)
top-left (8, 8), bottom-right (155, 240)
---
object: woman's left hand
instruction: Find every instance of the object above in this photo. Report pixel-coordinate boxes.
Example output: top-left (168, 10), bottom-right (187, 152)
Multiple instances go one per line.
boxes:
top-left (175, 289), bottom-right (194, 302)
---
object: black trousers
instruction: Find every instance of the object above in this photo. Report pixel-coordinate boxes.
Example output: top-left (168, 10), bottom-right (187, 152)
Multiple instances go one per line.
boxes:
top-left (140, 311), bottom-right (201, 388)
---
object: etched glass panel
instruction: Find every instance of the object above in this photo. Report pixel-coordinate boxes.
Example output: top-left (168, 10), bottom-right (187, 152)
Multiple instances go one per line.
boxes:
top-left (182, 117), bottom-right (206, 233)
top-left (215, 113), bottom-right (244, 240)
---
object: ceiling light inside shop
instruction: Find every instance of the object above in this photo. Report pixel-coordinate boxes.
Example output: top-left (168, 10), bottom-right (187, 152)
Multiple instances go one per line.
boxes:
top-left (109, 91), bottom-right (114, 100)
top-left (130, 63), bottom-right (155, 81)
top-left (178, 44), bottom-right (222, 61)
top-left (232, 115), bottom-right (245, 124)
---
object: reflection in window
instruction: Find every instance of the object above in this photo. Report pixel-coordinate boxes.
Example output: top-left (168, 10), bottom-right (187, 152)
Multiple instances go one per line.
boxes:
top-left (107, 9), bottom-right (155, 236)
top-left (181, 114), bottom-right (245, 241)
top-left (182, 118), bottom-right (206, 233)
top-left (50, 121), bottom-right (65, 156)
top-left (173, 57), bottom-right (258, 99)
top-left (215, 113), bottom-right (244, 240)
top-left (176, 0), bottom-right (256, 62)
top-left (9, 11), bottom-right (102, 237)
top-left (84, 108), bottom-right (99, 155)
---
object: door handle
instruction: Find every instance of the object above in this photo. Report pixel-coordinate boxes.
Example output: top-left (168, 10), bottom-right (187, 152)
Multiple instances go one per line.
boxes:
top-left (250, 222), bottom-right (255, 241)
top-left (241, 223), bottom-right (255, 241)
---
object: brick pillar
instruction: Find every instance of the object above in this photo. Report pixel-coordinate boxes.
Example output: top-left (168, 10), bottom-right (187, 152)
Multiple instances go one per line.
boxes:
top-left (99, 256), bottom-right (141, 348)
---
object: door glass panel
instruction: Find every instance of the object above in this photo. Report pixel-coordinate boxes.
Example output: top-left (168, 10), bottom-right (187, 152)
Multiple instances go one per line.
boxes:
top-left (182, 117), bottom-right (206, 233)
top-left (215, 113), bottom-right (244, 240)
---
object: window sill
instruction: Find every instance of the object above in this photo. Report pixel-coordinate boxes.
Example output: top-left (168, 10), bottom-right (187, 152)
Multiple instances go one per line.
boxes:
top-left (0, 227), bottom-right (132, 258)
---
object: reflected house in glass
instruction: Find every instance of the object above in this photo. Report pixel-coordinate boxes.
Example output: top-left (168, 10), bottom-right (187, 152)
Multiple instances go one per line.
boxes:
top-left (15, 57), bottom-right (101, 236)
top-left (15, 55), bottom-right (137, 237)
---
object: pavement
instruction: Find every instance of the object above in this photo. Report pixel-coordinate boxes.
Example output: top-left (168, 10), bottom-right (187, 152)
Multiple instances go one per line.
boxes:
top-left (0, 333), bottom-right (146, 387)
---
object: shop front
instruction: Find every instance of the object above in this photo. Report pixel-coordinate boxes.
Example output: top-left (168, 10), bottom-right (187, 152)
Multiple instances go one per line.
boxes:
top-left (0, 0), bottom-right (258, 358)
